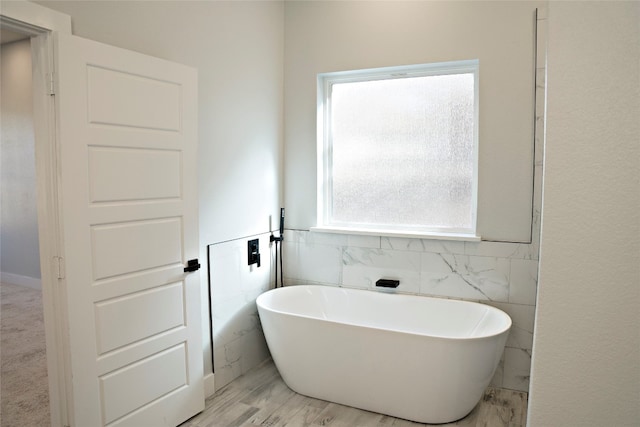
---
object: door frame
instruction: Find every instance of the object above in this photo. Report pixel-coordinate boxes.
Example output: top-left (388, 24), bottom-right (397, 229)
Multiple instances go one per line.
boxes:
top-left (1, 3), bottom-right (71, 426)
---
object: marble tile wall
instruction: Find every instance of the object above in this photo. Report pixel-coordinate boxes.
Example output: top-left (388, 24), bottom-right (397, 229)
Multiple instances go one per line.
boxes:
top-left (208, 232), bottom-right (274, 389)
top-left (280, 11), bottom-right (547, 394)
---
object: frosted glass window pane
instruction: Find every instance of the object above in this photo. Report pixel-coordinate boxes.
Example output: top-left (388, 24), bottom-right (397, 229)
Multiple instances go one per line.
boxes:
top-left (329, 73), bottom-right (475, 230)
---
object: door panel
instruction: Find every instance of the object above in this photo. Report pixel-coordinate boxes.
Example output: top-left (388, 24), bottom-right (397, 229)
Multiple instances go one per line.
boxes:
top-left (94, 282), bottom-right (184, 354)
top-left (100, 344), bottom-right (187, 424)
top-left (55, 33), bottom-right (202, 426)
top-left (88, 147), bottom-right (182, 202)
top-left (90, 217), bottom-right (183, 280)
top-left (87, 64), bottom-right (181, 131)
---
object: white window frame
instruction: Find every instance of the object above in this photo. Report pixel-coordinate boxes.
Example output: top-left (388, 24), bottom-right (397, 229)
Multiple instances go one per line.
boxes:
top-left (314, 60), bottom-right (481, 241)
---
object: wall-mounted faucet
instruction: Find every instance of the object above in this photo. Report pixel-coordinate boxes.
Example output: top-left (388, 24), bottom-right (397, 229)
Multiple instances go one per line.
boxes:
top-left (248, 239), bottom-right (260, 267)
top-left (376, 279), bottom-right (399, 288)
top-left (270, 208), bottom-right (285, 243)
top-left (270, 208), bottom-right (285, 287)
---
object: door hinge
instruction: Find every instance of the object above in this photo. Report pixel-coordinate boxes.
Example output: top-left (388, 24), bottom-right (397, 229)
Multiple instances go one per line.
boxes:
top-left (49, 72), bottom-right (55, 96)
top-left (55, 256), bottom-right (65, 279)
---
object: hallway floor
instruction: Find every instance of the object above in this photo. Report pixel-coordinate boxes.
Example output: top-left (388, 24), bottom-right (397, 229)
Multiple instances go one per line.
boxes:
top-left (182, 359), bottom-right (528, 427)
top-left (0, 282), bottom-right (50, 427)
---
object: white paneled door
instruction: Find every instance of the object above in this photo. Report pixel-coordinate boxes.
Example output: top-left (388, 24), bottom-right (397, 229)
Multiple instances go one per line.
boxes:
top-left (55, 33), bottom-right (203, 426)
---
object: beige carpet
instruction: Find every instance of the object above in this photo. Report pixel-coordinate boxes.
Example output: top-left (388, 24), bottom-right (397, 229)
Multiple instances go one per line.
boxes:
top-left (0, 282), bottom-right (50, 426)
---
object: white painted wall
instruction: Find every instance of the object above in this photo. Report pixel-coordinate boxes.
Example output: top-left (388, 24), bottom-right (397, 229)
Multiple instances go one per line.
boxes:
top-left (37, 0), bottom-right (284, 243)
top-left (528, 2), bottom-right (640, 425)
top-left (284, 1), bottom-right (542, 242)
top-left (36, 1), bottom-right (284, 382)
top-left (0, 38), bottom-right (42, 285)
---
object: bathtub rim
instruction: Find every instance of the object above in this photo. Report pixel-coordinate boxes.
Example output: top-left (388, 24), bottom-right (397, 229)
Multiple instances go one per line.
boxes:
top-left (256, 284), bottom-right (512, 342)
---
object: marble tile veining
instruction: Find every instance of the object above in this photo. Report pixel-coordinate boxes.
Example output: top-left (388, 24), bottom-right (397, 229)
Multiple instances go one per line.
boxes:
top-left (347, 234), bottom-right (381, 248)
top-left (342, 247), bottom-right (421, 292)
top-left (509, 259), bottom-right (539, 305)
top-left (283, 240), bottom-right (343, 284)
top-left (488, 302), bottom-right (535, 351)
top-left (421, 253), bottom-right (510, 302)
top-left (464, 240), bottom-right (536, 260)
top-left (382, 236), bottom-right (466, 255)
top-left (489, 355), bottom-right (505, 389)
top-left (503, 347), bottom-right (532, 392)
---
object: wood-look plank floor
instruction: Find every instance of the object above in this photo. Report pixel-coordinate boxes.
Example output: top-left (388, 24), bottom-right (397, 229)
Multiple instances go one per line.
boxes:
top-left (181, 359), bottom-right (527, 427)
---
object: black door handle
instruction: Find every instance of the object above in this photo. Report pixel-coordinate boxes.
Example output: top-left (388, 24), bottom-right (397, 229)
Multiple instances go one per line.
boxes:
top-left (184, 259), bottom-right (200, 272)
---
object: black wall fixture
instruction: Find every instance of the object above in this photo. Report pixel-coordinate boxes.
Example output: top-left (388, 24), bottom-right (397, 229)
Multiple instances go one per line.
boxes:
top-left (270, 208), bottom-right (285, 288)
top-left (248, 239), bottom-right (260, 267)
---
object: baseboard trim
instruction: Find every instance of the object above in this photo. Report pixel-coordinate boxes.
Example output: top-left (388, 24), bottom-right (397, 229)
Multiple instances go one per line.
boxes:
top-left (0, 272), bottom-right (42, 290)
top-left (204, 372), bottom-right (215, 398)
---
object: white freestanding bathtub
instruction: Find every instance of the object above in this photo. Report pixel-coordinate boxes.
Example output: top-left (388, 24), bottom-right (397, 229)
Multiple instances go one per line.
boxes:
top-left (256, 285), bottom-right (511, 424)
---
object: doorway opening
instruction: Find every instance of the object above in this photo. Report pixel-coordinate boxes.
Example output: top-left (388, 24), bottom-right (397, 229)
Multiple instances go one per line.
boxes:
top-left (0, 29), bottom-right (50, 426)
top-left (0, 11), bottom-right (69, 425)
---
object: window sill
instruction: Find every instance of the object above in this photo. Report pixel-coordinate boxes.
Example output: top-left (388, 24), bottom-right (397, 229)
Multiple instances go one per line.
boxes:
top-left (310, 226), bottom-right (481, 242)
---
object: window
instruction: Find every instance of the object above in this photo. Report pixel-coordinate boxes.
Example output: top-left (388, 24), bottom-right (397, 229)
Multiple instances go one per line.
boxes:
top-left (316, 60), bottom-right (480, 239)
